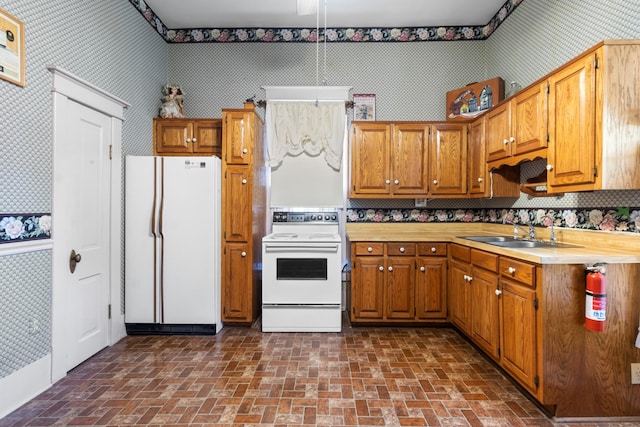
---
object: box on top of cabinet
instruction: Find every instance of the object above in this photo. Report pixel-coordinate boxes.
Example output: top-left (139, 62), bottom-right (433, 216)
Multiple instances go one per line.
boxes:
top-left (446, 77), bottom-right (504, 121)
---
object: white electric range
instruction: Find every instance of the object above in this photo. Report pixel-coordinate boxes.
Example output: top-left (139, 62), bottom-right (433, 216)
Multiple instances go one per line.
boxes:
top-left (261, 211), bottom-right (342, 332)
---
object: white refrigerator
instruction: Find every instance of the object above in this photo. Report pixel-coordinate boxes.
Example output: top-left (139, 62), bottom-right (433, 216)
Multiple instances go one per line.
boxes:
top-left (125, 156), bottom-right (222, 334)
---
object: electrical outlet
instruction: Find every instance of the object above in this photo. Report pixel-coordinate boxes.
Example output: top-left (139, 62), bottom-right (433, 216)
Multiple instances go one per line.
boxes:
top-left (632, 363), bottom-right (640, 385)
top-left (415, 198), bottom-right (427, 208)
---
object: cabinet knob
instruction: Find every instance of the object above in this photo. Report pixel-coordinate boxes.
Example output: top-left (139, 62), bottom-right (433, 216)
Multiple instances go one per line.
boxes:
top-left (388, 266), bottom-right (393, 272)
top-left (431, 247), bottom-right (437, 253)
top-left (546, 164), bottom-right (554, 171)
top-left (477, 177), bottom-right (483, 182)
top-left (242, 178), bottom-right (247, 184)
top-left (242, 148), bottom-right (248, 154)
top-left (379, 266), bottom-right (384, 271)
top-left (399, 247), bottom-right (405, 253)
top-left (192, 138), bottom-right (197, 142)
top-left (394, 179), bottom-right (399, 185)
top-left (503, 139), bottom-right (509, 145)
top-left (433, 179), bottom-right (438, 185)
top-left (467, 275), bottom-right (473, 282)
top-left (495, 289), bottom-right (502, 296)
top-left (508, 266), bottom-right (516, 274)
top-left (186, 138), bottom-right (192, 143)
top-left (420, 266), bottom-right (425, 272)
top-left (241, 251), bottom-right (247, 257)
top-left (367, 246), bottom-right (373, 252)
top-left (385, 179), bottom-right (391, 184)
top-left (509, 136), bottom-right (516, 143)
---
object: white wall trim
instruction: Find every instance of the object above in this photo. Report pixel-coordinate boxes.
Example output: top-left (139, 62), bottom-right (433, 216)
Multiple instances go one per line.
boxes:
top-left (0, 356), bottom-right (51, 419)
top-left (49, 65), bottom-right (128, 382)
top-left (0, 240), bottom-right (53, 257)
top-left (46, 65), bottom-right (130, 119)
top-left (262, 85), bottom-right (352, 101)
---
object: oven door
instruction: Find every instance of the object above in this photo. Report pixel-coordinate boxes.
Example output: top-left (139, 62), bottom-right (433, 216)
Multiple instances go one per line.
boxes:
top-left (262, 241), bottom-right (341, 304)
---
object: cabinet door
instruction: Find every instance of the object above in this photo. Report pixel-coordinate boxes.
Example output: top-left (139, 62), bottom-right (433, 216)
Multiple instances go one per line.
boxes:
top-left (222, 243), bottom-right (251, 321)
top-left (485, 102), bottom-right (511, 162)
top-left (385, 257), bottom-right (415, 319)
top-left (468, 118), bottom-right (486, 195)
top-left (449, 258), bottom-right (472, 335)
top-left (224, 111), bottom-right (252, 165)
top-left (192, 119), bottom-right (222, 156)
top-left (416, 257), bottom-right (447, 319)
top-left (351, 122), bottom-right (391, 196)
top-left (391, 123), bottom-right (429, 196)
top-left (223, 165), bottom-right (251, 242)
top-left (512, 83), bottom-right (548, 156)
top-left (155, 119), bottom-right (191, 154)
top-left (470, 267), bottom-right (500, 360)
top-left (351, 255), bottom-right (385, 320)
top-left (501, 278), bottom-right (538, 393)
top-left (547, 53), bottom-right (597, 189)
top-left (429, 123), bottom-right (467, 195)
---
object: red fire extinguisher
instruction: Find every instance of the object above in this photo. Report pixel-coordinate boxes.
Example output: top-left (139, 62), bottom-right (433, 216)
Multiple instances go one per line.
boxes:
top-left (585, 264), bottom-right (606, 332)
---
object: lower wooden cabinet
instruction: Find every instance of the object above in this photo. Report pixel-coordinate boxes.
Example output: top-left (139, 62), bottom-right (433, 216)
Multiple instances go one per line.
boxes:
top-left (499, 257), bottom-right (539, 394)
top-left (449, 243), bottom-right (540, 395)
top-left (221, 243), bottom-right (252, 322)
top-left (416, 243), bottom-right (447, 319)
top-left (350, 241), bottom-right (447, 323)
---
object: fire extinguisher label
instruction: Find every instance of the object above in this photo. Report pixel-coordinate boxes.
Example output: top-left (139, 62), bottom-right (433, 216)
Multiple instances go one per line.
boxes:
top-left (585, 293), bottom-right (606, 321)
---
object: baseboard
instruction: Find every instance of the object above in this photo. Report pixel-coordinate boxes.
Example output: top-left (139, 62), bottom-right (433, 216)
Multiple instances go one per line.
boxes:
top-left (0, 355), bottom-right (52, 419)
top-left (125, 323), bottom-right (219, 335)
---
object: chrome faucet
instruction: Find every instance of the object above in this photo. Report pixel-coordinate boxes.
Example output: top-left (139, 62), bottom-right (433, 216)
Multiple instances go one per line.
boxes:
top-left (546, 214), bottom-right (557, 245)
top-left (504, 219), bottom-right (537, 240)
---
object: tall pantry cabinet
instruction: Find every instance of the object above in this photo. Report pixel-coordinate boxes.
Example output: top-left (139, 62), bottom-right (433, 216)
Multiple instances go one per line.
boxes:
top-left (221, 102), bottom-right (266, 324)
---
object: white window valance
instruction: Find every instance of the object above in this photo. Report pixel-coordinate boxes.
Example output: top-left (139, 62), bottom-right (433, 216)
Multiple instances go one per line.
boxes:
top-left (266, 100), bottom-right (346, 170)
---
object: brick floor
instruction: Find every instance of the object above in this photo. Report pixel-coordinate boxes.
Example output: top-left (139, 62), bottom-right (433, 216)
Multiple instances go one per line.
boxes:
top-left (1, 321), bottom-right (637, 426)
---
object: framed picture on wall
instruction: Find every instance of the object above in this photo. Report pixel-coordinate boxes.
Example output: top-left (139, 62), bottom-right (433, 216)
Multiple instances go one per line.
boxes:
top-left (0, 8), bottom-right (25, 87)
top-left (353, 94), bottom-right (375, 121)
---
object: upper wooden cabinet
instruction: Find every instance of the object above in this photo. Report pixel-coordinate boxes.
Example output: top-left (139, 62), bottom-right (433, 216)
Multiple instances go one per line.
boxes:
top-left (153, 118), bottom-right (222, 156)
top-left (467, 117), bottom-right (520, 198)
top-left (546, 41), bottom-right (640, 192)
top-left (350, 122), bottom-right (428, 197)
top-left (429, 123), bottom-right (467, 196)
top-left (350, 121), bottom-right (467, 198)
top-left (224, 110), bottom-right (253, 165)
top-left (486, 82), bottom-right (547, 166)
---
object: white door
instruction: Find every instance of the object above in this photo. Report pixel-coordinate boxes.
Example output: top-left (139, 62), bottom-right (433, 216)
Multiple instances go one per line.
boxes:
top-left (58, 100), bottom-right (112, 370)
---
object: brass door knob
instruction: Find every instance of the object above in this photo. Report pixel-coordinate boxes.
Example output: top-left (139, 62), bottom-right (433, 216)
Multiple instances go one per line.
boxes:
top-left (69, 249), bottom-right (82, 273)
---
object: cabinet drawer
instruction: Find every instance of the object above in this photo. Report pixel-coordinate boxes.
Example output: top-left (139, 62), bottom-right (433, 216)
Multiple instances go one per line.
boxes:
top-left (387, 243), bottom-right (416, 256)
top-left (354, 243), bottom-right (384, 256)
top-left (471, 249), bottom-right (499, 273)
top-left (417, 243), bottom-right (447, 257)
top-left (449, 244), bottom-right (470, 262)
top-left (500, 257), bottom-right (536, 287)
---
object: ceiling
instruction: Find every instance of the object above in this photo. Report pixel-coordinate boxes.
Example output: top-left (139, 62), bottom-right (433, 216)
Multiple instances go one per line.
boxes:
top-left (144, 0), bottom-right (509, 30)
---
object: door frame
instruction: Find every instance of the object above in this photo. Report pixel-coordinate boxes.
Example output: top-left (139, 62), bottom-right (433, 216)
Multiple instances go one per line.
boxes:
top-left (48, 66), bottom-right (129, 382)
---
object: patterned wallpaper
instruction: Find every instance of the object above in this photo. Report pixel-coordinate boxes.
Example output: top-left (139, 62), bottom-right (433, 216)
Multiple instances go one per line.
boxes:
top-left (0, 0), bottom-right (167, 381)
top-left (2, 0), bottom-right (640, 386)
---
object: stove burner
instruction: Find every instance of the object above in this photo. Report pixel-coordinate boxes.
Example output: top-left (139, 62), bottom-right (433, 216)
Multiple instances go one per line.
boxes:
top-left (270, 233), bottom-right (298, 239)
top-left (309, 233), bottom-right (338, 240)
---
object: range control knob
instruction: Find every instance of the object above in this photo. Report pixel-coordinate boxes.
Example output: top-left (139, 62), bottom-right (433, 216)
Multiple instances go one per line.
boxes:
top-left (331, 215), bottom-right (337, 220)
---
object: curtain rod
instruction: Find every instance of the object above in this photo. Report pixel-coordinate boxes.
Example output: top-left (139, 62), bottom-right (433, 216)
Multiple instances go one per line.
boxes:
top-left (253, 99), bottom-right (354, 108)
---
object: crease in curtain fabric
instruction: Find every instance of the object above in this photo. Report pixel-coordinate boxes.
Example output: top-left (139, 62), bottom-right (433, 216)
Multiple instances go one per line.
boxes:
top-left (266, 101), bottom-right (346, 171)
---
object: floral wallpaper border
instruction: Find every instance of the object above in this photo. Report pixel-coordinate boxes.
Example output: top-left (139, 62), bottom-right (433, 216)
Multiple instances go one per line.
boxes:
top-left (0, 214), bottom-right (52, 244)
top-left (128, 0), bottom-right (523, 43)
top-left (346, 207), bottom-right (640, 233)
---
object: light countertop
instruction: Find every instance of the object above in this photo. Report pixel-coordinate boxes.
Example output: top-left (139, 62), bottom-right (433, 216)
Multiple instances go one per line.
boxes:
top-left (345, 223), bottom-right (640, 265)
